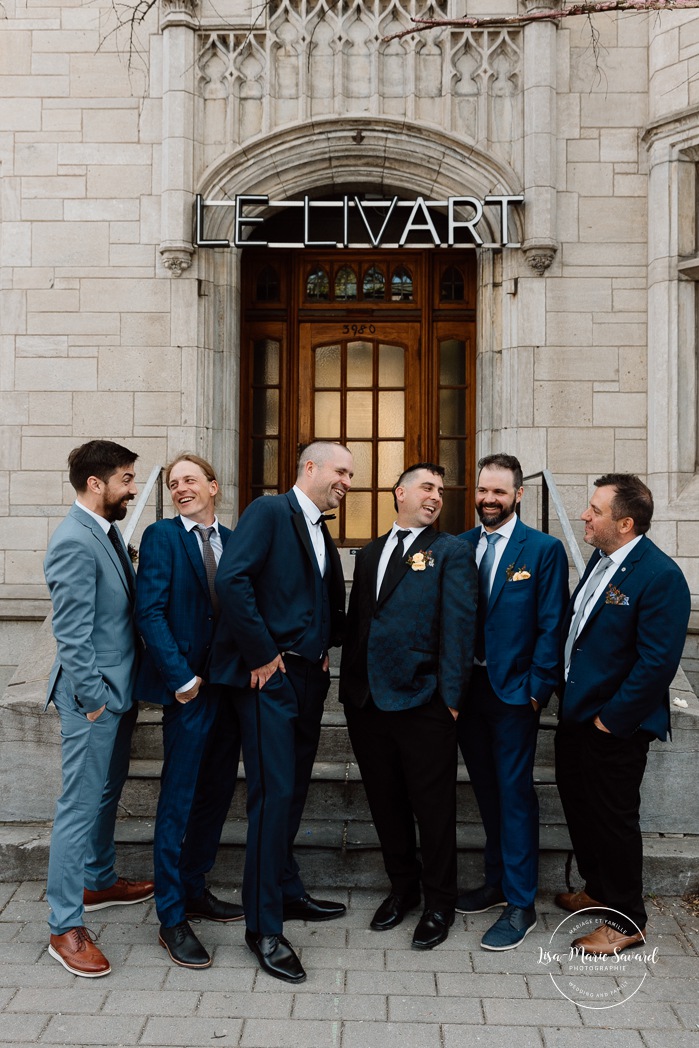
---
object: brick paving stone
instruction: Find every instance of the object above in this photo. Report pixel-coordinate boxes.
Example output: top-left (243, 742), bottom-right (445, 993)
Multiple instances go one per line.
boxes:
top-left (342, 1020), bottom-right (441, 1048)
top-left (385, 947), bottom-right (473, 973)
top-left (346, 969), bottom-right (436, 996)
top-left (91, 904), bottom-right (154, 925)
top-left (88, 965), bottom-right (169, 990)
top-left (164, 965), bottom-right (255, 992)
top-left (0, 885), bottom-right (19, 909)
top-left (579, 1001), bottom-right (682, 1028)
top-left (283, 924), bottom-right (348, 947)
top-left (41, 1015), bottom-right (145, 1045)
top-left (140, 1017), bottom-right (243, 1046)
top-left (642, 1034), bottom-right (699, 1048)
top-left (256, 969), bottom-right (347, 995)
top-left (645, 933), bottom-right (694, 955)
top-left (196, 990), bottom-right (293, 1019)
top-left (240, 1017), bottom-right (341, 1047)
top-left (9, 882), bottom-right (46, 902)
top-left (471, 948), bottom-right (553, 974)
top-left (0, 963), bottom-right (74, 989)
top-left (646, 955), bottom-right (699, 977)
top-left (437, 972), bottom-right (529, 997)
top-left (0, 1015), bottom-right (50, 1043)
top-left (483, 997), bottom-right (583, 1026)
top-left (7, 987), bottom-right (110, 1013)
top-left (664, 1002), bottom-right (699, 1029)
top-left (102, 989), bottom-right (201, 1016)
top-left (541, 1031), bottom-right (644, 1048)
top-left (0, 944), bottom-right (46, 966)
top-left (298, 946), bottom-right (385, 970)
top-left (212, 942), bottom-right (277, 968)
top-left (0, 922), bottom-right (20, 941)
top-left (0, 901), bottom-right (52, 923)
top-left (346, 926), bottom-right (415, 951)
top-left (96, 920), bottom-right (163, 944)
top-left (632, 976), bottom-right (699, 1001)
top-left (388, 993), bottom-right (483, 1023)
top-left (0, 987), bottom-right (17, 1008)
top-left (291, 991), bottom-right (387, 1020)
top-left (443, 1025), bottom-right (544, 1048)
top-left (525, 973), bottom-right (618, 1001)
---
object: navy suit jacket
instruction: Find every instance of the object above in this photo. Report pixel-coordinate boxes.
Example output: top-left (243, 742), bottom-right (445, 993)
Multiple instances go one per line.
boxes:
top-left (209, 489), bottom-right (346, 689)
top-left (134, 516), bottom-right (232, 705)
top-left (461, 517), bottom-right (569, 707)
top-left (560, 535), bottom-right (691, 740)
top-left (339, 527), bottom-right (478, 712)
top-left (44, 503), bottom-right (138, 715)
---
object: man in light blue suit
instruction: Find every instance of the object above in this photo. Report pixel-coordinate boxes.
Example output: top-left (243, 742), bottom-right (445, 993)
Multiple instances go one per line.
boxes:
top-left (44, 441), bottom-right (154, 978)
top-left (135, 453), bottom-right (241, 970)
top-left (457, 453), bottom-right (569, 951)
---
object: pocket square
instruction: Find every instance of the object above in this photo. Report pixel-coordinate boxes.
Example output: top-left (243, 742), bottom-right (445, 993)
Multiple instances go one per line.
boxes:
top-left (605, 584), bottom-right (629, 606)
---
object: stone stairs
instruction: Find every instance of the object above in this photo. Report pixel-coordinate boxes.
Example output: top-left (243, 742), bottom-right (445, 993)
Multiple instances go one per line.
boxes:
top-left (2, 623), bottom-right (699, 896)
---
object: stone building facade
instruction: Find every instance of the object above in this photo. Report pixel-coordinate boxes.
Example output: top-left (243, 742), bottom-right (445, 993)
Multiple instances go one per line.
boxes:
top-left (1, 0), bottom-right (698, 683)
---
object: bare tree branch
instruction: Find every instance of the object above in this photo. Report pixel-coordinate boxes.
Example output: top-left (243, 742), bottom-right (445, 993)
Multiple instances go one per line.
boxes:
top-left (383, 0), bottom-right (699, 42)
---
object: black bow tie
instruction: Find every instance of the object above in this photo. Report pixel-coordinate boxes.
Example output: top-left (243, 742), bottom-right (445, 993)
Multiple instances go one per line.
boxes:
top-left (315, 514), bottom-right (336, 525)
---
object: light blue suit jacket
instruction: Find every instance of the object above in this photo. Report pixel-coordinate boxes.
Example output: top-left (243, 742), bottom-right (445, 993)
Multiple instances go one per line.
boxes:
top-left (461, 517), bottom-right (569, 707)
top-left (44, 503), bottom-right (138, 715)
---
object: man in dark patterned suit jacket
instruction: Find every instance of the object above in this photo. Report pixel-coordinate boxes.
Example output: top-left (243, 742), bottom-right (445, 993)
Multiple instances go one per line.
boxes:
top-left (340, 463), bottom-right (477, 950)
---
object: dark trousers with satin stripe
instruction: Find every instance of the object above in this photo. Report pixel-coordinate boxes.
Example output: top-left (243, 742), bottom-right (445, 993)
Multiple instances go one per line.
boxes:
top-left (154, 685), bottom-right (240, 927)
top-left (457, 666), bottom-right (540, 910)
top-left (555, 720), bottom-right (651, 934)
top-left (234, 656), bottom-right (330, 935)
top-left (345, 695), bottom-right (458, 912)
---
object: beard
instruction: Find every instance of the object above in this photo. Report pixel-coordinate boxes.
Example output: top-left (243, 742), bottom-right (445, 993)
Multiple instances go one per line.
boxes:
top-left (102, 495), bottom-right (133, 522)
top-left (476, 495), bottom-right (517, 529)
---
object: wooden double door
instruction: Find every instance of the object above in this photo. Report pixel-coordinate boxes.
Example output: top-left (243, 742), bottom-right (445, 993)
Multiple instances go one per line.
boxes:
top-left (240, 249), bottom-right (476, 544)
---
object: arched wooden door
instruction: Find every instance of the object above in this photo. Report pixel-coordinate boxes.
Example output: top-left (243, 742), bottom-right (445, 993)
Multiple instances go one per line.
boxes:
top-left (240, 249), bottom-right (476, 542)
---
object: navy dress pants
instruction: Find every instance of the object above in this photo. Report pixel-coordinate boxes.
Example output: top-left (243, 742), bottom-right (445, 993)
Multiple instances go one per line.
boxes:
top-left (234, 656), bottom-right (330, 936)
top-left (457, 666), bottom-right (540, 910)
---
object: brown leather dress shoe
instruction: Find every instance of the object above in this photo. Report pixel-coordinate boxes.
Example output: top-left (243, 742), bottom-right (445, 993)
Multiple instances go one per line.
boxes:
top-left (572, 922), bottom-right (645, 955)
top-left (84, 876), bottom-right (155, 911)
top-left (554, 888), bottom-right (603, 913)
top-left (48, 928), bottom-right (111, 978)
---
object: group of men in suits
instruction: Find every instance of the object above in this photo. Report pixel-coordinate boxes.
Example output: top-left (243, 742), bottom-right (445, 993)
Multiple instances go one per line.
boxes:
top-left (43, 438), bottom-right (691, 981)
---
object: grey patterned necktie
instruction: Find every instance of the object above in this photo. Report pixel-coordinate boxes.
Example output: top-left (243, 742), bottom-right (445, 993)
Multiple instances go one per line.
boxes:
top-left (564, 554), bottom-right (613, 670)
top-left (475, 532), bottom-right (501, 661)
top-left (197, 525), bottom-right (220, 614)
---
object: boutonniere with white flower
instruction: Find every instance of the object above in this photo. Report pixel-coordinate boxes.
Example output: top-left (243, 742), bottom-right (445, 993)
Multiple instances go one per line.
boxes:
top-left (406, 549), bottom-right (435, 571)
top-left (128, 543), bottom-right (139, 565)
top-left (505, 563), bottom-right (531, 582)
top-left (605, 584), bottom-right (629, 606)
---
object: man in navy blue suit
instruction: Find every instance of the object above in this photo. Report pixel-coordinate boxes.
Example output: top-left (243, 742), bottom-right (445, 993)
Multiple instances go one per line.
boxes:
top-left (209, 441), bottom-right (353, 983)
top-left (456, 453), bottom-right (569, 951)
top-left (555, 473), bottom-right (691, 955)
top-left (340, 463), bottom-right (478, 950)
top-left (135, 454), bottom-right (241, 969)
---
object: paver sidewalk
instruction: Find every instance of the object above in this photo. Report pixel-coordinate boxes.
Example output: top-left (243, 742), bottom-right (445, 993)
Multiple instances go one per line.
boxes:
top-left (0, 882), bottom-right (697, 1048)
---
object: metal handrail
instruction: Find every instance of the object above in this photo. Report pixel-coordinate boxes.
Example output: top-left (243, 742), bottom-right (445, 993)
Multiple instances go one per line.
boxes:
top-left (123, 464), bottom-right (164, 545)
top-left (522, 468), bottom-right (585, 578)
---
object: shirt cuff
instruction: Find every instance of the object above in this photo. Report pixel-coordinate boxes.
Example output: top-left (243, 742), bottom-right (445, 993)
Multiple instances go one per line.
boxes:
top-left (176, 676), bottom-right (197, 694)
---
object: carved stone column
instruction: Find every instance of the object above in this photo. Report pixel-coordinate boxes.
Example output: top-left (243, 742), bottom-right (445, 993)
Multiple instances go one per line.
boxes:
top-left (159, 0), bottom-right (199, 276)
top-left (521, 0), bottom-right (560, 275)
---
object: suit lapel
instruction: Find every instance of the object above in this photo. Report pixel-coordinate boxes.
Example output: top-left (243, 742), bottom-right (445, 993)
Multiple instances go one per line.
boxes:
top-left (578, 537), bottom-right (647, 633)
top-left (72, 504), bottom-right (133, 600)
top-left (286, 490), bottom-right (319, 574)
top-left (377, 526), bottom-right (437, 607)
top-left (488, 518), bottom-right (525, 611)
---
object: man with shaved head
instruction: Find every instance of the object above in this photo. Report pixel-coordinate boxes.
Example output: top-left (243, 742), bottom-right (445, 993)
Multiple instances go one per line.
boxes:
top-left (210, 441), bottom-right (353, 983)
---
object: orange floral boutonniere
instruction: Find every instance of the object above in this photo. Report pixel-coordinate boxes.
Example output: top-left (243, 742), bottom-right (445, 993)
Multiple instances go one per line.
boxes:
top-left (406, 549), bottom-right (435, 571)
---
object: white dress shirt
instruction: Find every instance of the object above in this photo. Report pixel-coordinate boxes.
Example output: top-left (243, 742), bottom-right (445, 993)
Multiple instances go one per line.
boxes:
top-left (74, 498), bottom-right (111, 534)
top-left (293, 485), bottom-right (328, 576)
top-left (376, 523), bottom-right (429, 600)
top-left (475, 513), bottom-right (518, 584)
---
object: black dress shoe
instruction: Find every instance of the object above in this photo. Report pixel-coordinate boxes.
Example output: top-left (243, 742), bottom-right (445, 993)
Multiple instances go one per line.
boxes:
top-left (185, 887), bottom-right (244, 923)
top-left (159, 921), bottom-right (212, 968)
top-left (244, 929), bottom-right (306, 983)
top-left (411, 909), bottom-right (455, 950)
top-left (370, 891), bottom-right (421, 931)
top-left (282, 893), bottom-right (346, 922)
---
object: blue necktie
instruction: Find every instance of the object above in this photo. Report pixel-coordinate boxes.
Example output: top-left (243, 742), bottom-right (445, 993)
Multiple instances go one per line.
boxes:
top-left (475, 532), bottom-right (501, 662)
